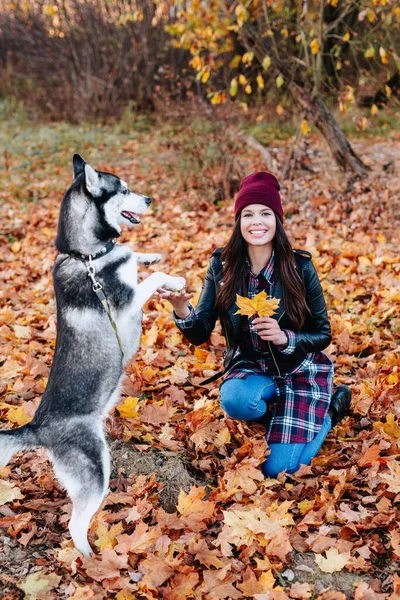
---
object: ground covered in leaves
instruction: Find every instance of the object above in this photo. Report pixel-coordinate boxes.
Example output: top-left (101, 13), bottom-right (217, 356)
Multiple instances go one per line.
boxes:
top-left (0, 109), bottom-right (400, 599)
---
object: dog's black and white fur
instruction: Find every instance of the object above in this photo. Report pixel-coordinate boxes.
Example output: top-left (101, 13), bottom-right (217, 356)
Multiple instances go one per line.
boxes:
top-left (0, 154), bottom-right (185, 555)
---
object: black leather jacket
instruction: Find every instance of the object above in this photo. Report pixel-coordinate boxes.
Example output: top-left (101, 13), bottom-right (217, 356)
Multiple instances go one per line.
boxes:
top-left (175, 248), bottom-right (332, 380)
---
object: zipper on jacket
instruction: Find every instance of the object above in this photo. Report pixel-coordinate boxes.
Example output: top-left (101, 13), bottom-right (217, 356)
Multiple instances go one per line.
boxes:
top-left (268, 311), bottom-right (285, 378)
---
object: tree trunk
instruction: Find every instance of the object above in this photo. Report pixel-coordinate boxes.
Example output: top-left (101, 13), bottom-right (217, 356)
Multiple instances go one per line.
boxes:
top-left (241, 22), bottom-right (371, 176)
top-left (290, 82), bottom-right (371, 175)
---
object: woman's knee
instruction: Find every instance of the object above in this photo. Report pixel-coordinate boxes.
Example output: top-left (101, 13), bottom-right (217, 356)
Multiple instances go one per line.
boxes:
top-left (220, 378), bottom-right (268, 420)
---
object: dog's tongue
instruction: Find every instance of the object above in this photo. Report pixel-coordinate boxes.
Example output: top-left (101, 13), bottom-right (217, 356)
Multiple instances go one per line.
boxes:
top-left (121, 211), bottom-right (140, 223)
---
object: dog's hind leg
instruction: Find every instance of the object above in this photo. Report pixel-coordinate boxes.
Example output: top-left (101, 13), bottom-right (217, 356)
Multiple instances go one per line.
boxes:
top-left (49, 429), bottom-right (110, 556)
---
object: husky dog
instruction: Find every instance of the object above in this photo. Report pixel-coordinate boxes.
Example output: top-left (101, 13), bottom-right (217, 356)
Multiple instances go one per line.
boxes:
top-left (0, 154), bottom-right (185, 556)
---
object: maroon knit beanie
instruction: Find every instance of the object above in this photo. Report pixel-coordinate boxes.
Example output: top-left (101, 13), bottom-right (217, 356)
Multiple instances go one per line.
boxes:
top-left (234, 172), bottom-right (283, 221)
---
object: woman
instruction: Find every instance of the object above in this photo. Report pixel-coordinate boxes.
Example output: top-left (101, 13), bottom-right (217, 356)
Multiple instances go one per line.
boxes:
top-left (161, 172), bottom-right (351, 477)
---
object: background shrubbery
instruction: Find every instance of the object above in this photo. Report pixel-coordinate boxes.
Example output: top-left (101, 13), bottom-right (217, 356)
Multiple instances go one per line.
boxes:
top-left (0, 0), bottom-right (191, 120)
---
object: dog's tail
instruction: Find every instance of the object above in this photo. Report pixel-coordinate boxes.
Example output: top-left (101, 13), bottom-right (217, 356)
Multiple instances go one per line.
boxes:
top-left (0, 424), bottom-right (39, 466)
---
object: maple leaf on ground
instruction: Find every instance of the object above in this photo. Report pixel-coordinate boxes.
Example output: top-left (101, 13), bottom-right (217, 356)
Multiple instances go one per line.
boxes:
top-left (357, 444), bottom-right (381, 467)
top-left (217, 506), bottom-right (289, 555)
top-left (0, 511), bottom-right (32, 538)
top-left (237, 567), bottom-right (272, 596)
top-left (390, 528), bottom-right (400, 558)
top-left (177, 486), bottom-right (215, 531)
top-left (17, 570), bottom-right (61, 599)
top-left (81, 548), bottom-right (128, 582)
top-left (162, 571), bottom-right (200, 600)
top-left (202, 569), bottom-right (242, 599)
top-left (94, 521), bottom-right (123, 553)
top-left (69, 586), bottom-right (95, 599)
top-left (315, 547), bottom-right (351, 573)
top-left (289, 581), bottom-right (313, 599)
top-left (189, 537), bottom-right (225, 569)
top-left (354, 580), bottom-right (382, 600)
top-left (373, 413), bottom-right (400, 440)
top-left (0, 479), bottom-right (24, 505)
top-left (223, 461), bottom-right (265, 494)
top-left (116, 396), bottom-right (139, 419)
top-left (254, 590), bottom-right (290, 600)
top-left (140, 398), bottom-right (176, 425)
top-left (235, 291), bottom-right (280, 317)
top-left (379, 459), bottom-right (400, 493)
top-left (138, 554), bottom-right (174, 589)
top-left (114, 521), bottom-right (161, 554)
top-left (263, 529), bottom-right (293, 561)
top-left (6, 404), bottom-right (32, 425)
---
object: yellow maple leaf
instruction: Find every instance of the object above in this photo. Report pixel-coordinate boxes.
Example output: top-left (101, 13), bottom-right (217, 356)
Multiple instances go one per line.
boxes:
top-left (177, 487), bottom-right (215, 523)
top-left (116, 396), bottom-right (139, 419)
top-left (310, 38), bottom-right (320, 55)
top-left (235, 291), bottom-right (280, 318)
top-left (17, 570), bottom-right (61, 598)
top-left (373, 413), bottom-right (400, 440)
top-left (94, 521), bottom-right (123, 553)
top-left (298, 498), bottom-right (316, 515)
top-left (7, 405), bottom-right (32, 426)
top-left (0, 480), bottom-right (24, 506)
top-left (315, 547), bottom-right (351, 573)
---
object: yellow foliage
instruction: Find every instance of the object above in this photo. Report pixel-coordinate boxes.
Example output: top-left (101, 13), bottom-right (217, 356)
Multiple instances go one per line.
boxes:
top-left (94, 521), bottom-right (123, 553)
top-left (0, 480), bottom-right (24, 505)
top-left (298, 499), bottom-right (316, 514)
top-left (301, 119), bottom-right (311, 136)
top-left (379, 46), bottom-right (389, 65)
top-left (262, 55), bottom-right (271, 70)
top-left (256, 74), bottom-right (264, 89)
top-left (276, 74), bottom-right (284, 88)
top-left (116, 396), bottom-right (139, 419)
top-left (365, 45), bottom-right (375, 58)
top-left (235, 291), bottom-right (280, 318)
top-left (230, 55), bottom-right (241, 68)
top-left (310, 39), bottom-right (320, 55)
top-left (230, 78), bottom-right (238, 96)
top-left (315, 548), bottom-right (351, 573)
top-left (242, 51), bottom-right (254, 64)
top-left (373, 413), bottom-right (400, 439)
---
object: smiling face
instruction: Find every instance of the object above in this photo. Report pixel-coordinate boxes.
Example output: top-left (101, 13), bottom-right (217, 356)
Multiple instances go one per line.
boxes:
top-left (239, 204), bottom-right (277, 248)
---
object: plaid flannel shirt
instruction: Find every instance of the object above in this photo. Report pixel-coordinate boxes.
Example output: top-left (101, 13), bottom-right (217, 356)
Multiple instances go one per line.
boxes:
top-left (175, 252), bottom-right (334, 444)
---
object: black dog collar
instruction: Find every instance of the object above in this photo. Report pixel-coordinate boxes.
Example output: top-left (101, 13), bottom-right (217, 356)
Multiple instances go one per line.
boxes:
top-left (69, 239), bottom-right (116, 262)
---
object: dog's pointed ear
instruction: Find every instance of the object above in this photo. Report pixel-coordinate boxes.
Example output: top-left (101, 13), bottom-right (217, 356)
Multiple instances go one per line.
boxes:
top-left (72, 154), bottom-right (85, 179)
top-left (84, 163), bottom-right (101, 197)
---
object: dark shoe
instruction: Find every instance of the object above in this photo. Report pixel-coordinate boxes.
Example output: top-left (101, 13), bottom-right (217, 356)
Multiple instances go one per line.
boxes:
top-left (328, 384), bottom-right (351, 427)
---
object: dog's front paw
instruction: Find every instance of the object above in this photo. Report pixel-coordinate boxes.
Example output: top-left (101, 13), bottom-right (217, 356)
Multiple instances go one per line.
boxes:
top-left (165, 276), bottom-right (186, 292)
top-left (144, 253), bottom-right (162, 265)
top-left (137, 253), bottom-right (162, 265)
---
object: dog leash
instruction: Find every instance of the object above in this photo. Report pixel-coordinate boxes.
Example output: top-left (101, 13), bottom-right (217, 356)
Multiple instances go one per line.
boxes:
top-left (85, 253), bottom-right (125, 362)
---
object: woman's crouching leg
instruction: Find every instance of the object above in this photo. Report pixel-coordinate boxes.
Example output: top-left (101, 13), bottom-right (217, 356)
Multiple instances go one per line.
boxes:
top-left (262, 413), bottom-right (332, 478)
top-left (220, 374), bottom-right (276, 422)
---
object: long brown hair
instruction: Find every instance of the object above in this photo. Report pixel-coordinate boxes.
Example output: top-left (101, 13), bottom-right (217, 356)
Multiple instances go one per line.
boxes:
top-left (216, 216), bottom-right (309, 330)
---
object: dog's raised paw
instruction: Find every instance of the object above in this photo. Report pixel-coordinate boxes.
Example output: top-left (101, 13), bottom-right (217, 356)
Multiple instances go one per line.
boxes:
top-left (165, 276), bottom-right (186, 292)
top-left (137, 253), bottom-right (162, 265)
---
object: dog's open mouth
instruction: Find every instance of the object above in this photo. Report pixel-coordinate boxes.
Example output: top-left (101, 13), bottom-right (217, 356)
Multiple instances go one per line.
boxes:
top-left (121, 211), bottom-right (140, 224)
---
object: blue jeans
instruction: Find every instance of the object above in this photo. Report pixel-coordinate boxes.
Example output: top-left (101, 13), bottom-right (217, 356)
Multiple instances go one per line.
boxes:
top-left (220, 374), bottom-right (332, 478)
